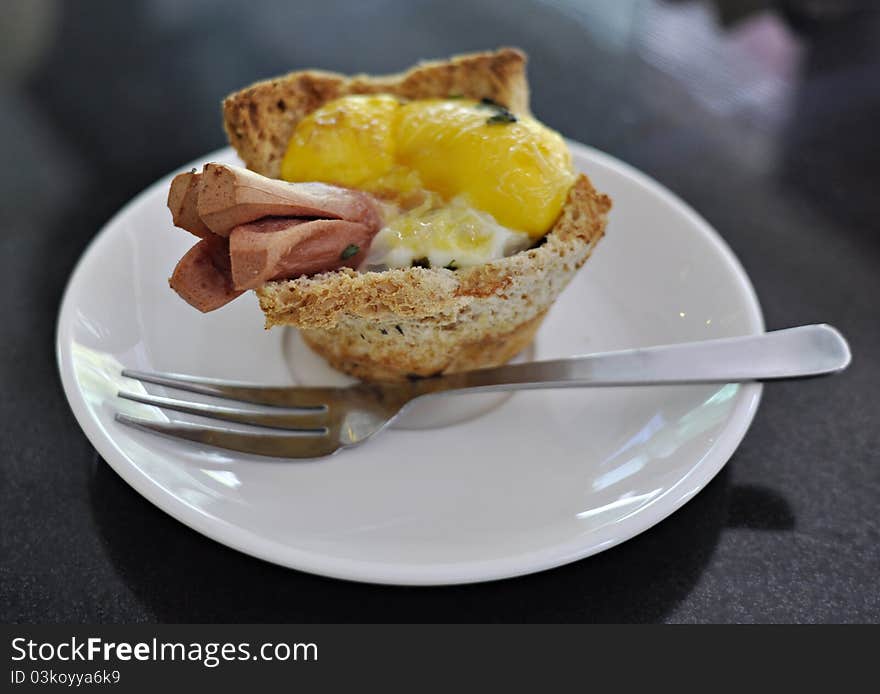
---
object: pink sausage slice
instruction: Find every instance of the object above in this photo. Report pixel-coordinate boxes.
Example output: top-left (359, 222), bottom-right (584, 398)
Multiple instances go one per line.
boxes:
top-left (229, 217), bottom-right (376, 290)
top-left (167, 172), bottom-right (212, 238)
top-left (169, 235), bottom-right (243, 312)
top-left (197, 163), bottom-right (381, 236)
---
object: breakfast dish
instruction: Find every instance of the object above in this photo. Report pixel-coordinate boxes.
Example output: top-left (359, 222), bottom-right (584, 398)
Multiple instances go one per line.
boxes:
top-left (56, 139), bottom-right (765, 583)
top-left (166, 49), bottom-right (611, 380)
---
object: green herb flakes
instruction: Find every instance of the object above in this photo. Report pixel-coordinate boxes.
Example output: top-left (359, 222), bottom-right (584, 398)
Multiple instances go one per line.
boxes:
top-left (486, 111), bottom-right (517, 125)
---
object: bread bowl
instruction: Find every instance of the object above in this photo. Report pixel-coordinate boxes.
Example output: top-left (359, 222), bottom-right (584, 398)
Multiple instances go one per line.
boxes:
top-left (169, 48), bottom-right (611, 381)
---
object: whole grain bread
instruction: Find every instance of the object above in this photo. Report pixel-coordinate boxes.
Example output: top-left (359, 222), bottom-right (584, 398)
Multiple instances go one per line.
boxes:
top-left (259, 175), bottom-right (609, 379)
top-left (222, 48), bottom-right (611, 381)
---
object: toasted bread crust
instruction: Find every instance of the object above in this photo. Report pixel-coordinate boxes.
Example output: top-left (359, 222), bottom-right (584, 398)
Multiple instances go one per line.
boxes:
top-left (301, 309), bottom-right (548, 382)
top-left (258, 175), bottom-right (610, 379)
top-left (223, 48), bottom-right (529, 179)
top-left (223, 48), bottom-right (611, 381)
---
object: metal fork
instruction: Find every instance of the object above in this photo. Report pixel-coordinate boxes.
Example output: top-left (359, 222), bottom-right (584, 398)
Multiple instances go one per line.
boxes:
top-left (115, 324), bottom-right (850, 459)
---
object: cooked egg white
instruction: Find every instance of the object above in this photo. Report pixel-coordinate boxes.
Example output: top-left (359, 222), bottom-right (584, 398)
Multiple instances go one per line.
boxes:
top-left (280, 94), bottom-right (575, 268)
top-left (365, 195), bottom-right (532, 270)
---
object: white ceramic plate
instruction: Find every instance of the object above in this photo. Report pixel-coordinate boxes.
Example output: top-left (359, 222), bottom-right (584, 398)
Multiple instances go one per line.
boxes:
top-left (57, 142), bottom-right (763, 585)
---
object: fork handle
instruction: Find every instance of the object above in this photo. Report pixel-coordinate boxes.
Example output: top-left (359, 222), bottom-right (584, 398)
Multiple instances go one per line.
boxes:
top-left (416, 324), bottom-right (851, 395)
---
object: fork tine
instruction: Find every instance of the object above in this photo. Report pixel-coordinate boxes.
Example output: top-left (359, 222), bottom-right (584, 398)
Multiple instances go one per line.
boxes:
top-left (118, 391), bottom-right (329, 432)
top-left (121, 369), bottom-right (338, 408)
top-left (115, 414), bottom-right (342, 459)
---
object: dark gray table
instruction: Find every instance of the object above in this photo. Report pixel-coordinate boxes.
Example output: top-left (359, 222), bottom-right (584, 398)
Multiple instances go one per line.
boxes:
top-left (2, 0), bottom-right (878, 623)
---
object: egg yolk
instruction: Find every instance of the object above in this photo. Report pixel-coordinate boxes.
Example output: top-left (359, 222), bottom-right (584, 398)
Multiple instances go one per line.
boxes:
top-left (280, 94), bottom-right (399, 189)
top-left (280, 95), bottom-right (575, 238)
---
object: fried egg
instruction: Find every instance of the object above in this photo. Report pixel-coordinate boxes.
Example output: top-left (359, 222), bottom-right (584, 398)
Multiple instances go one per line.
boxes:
top-left (280, 94), bottom-right (574, 268)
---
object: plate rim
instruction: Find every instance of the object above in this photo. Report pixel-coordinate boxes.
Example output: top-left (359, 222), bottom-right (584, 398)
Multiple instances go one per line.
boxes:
top-left (56, 141), bottom-right (764, 585)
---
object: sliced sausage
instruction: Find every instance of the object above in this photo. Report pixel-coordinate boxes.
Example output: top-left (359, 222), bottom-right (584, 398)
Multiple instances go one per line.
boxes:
top-left (168, 235), bottom-right (243, 312)
top-left (229, 217), bottom-right (375, 290)
top-left (167, 171), bottom-right (212, 238)
top-left (197, 163), bottom-right (381, 236)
